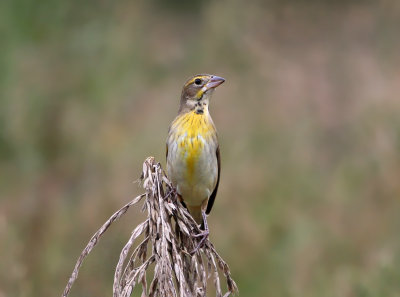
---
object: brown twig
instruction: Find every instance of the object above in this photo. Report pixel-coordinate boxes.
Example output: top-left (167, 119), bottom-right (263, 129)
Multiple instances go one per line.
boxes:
top-left (62, 157), bottom-right (238, 297)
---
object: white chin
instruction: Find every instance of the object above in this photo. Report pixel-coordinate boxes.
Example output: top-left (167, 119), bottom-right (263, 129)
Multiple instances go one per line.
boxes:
top-left (204, 89), bottom-right (214, 96)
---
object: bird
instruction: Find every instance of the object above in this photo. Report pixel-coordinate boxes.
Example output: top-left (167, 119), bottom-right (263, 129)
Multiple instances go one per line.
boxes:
top-left (166, 74), bottom-right (225, 235)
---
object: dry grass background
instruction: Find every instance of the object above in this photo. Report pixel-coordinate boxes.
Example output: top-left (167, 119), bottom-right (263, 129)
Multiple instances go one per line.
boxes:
top-left (1, 0), bottom-right (400, 296)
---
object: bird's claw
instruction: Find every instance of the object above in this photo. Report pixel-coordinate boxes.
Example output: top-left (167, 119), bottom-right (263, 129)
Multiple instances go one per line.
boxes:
top-left (190, 210), bottom-right (209, 254)
top-left (190, 229), bottom-right (209, 254)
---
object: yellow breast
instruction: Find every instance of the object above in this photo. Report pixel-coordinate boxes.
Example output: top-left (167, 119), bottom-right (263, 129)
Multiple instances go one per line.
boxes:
top-left (170, 111), bottom-right (216, 181)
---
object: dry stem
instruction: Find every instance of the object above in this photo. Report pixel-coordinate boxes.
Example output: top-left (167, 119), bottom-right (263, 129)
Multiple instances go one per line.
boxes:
top-left (62, 157), bottom-right (238, 297)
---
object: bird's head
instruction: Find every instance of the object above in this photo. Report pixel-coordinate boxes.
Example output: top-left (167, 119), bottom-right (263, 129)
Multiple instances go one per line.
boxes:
top-left (179, 74), bottom-right (225, 114)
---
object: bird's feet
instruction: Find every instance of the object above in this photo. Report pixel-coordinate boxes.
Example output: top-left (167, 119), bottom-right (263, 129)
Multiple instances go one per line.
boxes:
top-left (165, 186), bottom-right (178, 202)
top-left (190, 211), bottom-right (209, 254)
top-left (190, 230), bottom-right (209, 254)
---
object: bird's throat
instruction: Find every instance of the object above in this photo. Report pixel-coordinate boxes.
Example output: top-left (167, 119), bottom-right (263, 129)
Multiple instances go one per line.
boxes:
top-left (194, 98), bottom-right (208, 115)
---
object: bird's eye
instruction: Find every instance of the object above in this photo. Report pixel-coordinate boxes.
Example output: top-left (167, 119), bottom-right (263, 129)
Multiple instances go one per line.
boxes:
top-left (194, 78), bottom-right (202, 85)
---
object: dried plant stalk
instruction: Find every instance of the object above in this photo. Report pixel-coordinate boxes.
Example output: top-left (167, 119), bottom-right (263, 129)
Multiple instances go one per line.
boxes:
top-left (62, 157), bottom-right (238, 297)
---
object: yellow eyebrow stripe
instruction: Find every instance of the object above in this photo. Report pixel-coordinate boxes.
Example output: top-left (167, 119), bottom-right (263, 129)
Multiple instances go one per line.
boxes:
top-left (184, 75), bottom-right (208, 87)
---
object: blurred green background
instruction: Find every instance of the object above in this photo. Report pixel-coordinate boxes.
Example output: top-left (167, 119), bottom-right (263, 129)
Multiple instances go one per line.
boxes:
top-left (1, 0), bottom-right (400, 296)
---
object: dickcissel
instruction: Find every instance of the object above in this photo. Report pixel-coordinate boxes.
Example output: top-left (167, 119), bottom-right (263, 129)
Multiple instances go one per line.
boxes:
top-left (166, 74), bottom-right (225, 231)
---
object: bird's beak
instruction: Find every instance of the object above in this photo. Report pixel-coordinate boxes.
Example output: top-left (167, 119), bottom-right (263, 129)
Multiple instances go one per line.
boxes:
top-left (204, 75), bottom-right (225, 90)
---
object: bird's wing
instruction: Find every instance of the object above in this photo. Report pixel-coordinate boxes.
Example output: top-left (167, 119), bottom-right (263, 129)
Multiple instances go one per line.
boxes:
top-left (206, 146), bottom-right (220, 214)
